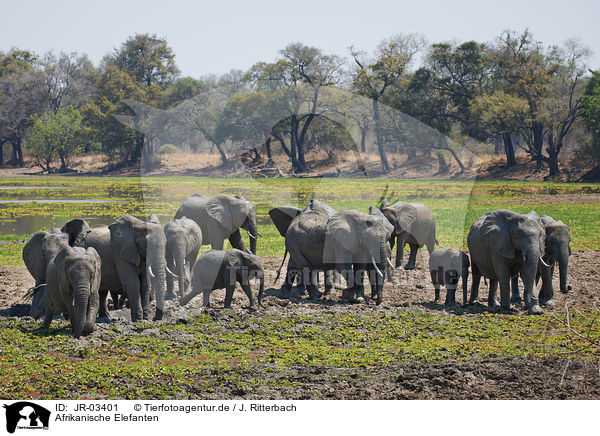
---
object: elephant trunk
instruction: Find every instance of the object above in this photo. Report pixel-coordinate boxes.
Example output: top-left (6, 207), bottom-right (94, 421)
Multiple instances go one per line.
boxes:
top-left (522, 246), bottom-right (543, 314)
top-left (557, 246), bottom-right (570, 293)
top-left (149, 251), bottom-right (167, 320)
top-left (175, 253), bottom-right (186, 297)
top-left (258, 275), bottom-right (265, 306)
top-left (73, 284), bottom-right (89, 339)
top-left (243, 217), bottom-right (259, 255)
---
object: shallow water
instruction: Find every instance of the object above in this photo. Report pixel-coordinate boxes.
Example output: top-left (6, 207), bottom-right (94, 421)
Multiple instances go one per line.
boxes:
top-left (0, 215), bottom-right (119, 234)
top-left (0, 199), bottom-right (119, 204)
top-left (0, 186), bottom-right (68, 190)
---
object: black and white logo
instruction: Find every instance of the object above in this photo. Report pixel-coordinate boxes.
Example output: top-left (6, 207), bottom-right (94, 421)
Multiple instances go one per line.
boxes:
top-left (3, 402), bottom-right (50, 433)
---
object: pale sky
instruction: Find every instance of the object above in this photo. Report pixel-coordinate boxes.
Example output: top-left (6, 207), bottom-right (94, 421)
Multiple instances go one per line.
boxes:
top-left (1, 0), bottom-right (598, 77)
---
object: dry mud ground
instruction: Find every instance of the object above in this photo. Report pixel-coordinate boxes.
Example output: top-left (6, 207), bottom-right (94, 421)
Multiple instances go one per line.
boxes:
top-left (1, 251), bottom-right (599, 399)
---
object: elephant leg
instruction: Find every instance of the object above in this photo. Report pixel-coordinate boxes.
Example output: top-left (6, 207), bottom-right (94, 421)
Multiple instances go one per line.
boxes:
top-left (405, 244), bottom-right (419, 270)
top-left (98, 290), bottom-right (110, 318)
top-left (202, 289), bottom-right (211, 307)
top-left (110, 290), bottom-right (121, 309)
top-left (353, 266), bottom-right (366, 303)
top-left (228, 229), bottom-right (247, 252)
top-left (510, 276), bottom-right (522, 302)
top-left (469, 263), bottom-right (481, 304)
top-left (116, 263), bottom-right (143, 322)
top-left (539, 265), bottom-right (555, 306)
top-left (241, 283), bottom-right (257, 309)
top-left (305, 269), bottom-right (322, 301)
top-left (445, 275), bottom-right (459, 306)
top-left (323, 270), bottom-right (335, 296)
top-left (280, 264), bottom-right (297, 299)
top-left (367, 267), bottom-right (383, 305)
top-left (41, 303), bottom-right (55, 332)
top-left (498, 278), bottom-right (512, 311)
top-left (488, 279), bottom-right (499, 308)
top-left (430, 270), bottom-right (441, 302)
top-left (224, 284), bottom-right (235, 308)
top-left (395, 234), bottom-right (407, 268)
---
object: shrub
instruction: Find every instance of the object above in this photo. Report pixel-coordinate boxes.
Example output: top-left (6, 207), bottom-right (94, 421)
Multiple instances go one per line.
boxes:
top-left (158, 144), bottom-right (179, 154)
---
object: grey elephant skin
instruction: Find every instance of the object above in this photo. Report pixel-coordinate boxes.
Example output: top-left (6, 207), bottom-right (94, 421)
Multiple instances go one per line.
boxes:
top-left (180, 249), bottom-right (264, 309)
top-left (270, 199), bottom-right (393, 304)
top-left (22, 228), bottom-right (70, 318)
top-left (164, 217), bottom-right (202, 299)
top-left (175, 194), bottom-right (259, 254)
top-left (379, 199), bottom-right (436, 269)
top-left (511, 213), bottom-right (571, 306)
top-left (63, 216), bottom-right (169, 322)
top-left (428, 247), bottom-right (470, 306)
top-left (467, 209), bottom-right (546, 314)
top-left (269, 199), bottom-right (339, 297)
top-left (42, 246), bottom-right (101, 338)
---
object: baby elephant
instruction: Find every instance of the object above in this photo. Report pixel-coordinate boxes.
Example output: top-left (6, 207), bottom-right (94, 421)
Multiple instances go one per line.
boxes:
top-left (180, 249), bottom-right (264, 309)
top-left (42, 246), bottom-right (101, 338)
top-left (428, 247), bottom-right (470, 306)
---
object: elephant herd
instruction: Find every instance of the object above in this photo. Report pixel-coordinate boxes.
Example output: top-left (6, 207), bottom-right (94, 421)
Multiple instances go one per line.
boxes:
top-left (20, 193), bottom-right (572, 339)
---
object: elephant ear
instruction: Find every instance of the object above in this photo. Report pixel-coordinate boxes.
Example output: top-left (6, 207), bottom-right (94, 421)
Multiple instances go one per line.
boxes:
top-left (61, 218), bottom-right (90, 247)
top-left (87, 247), bottom-right (102, 293)
top-left (481, 211), bottom-right (515, 259)
top-left (207, 196), bottom-right (249, 232)
top-left (269, 207), bottom-right (302, 237)
top-left (369, 206), bottom-right (394, 240)
top-left (109, 217), bottom-right (142, 266)
top-left (326, 211), bottom-right (358, 254)
top-left (387, 202), bottom-right (417, 233)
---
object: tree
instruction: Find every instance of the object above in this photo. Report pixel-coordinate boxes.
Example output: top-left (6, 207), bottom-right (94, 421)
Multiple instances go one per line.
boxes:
top-left (351, 34), bottom-right (426, 173)
top-left (488, 30), bottom-right (553, 168)
top-left (108, 34), bottom-right (179, 89)
top-left (538, 39), bottom-right (591, 175)
top-left (471, 90), bottom-right (529, 167)
top-left (248, 43), bottom-right (345, 173)
top-left (41, 52), bottom-right (96, 113)
top-left (579, 70), bottom-right (600, 166)
top-left (0, 49), bottom-right (45, 166)
top-left (26, 107), bottom-right (96, 172)
top-left (82, 64), bottom-right (151, 164)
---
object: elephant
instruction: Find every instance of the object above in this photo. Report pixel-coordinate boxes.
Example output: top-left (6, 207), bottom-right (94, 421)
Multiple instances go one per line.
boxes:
top-left (269, 199), bottom-right (341, 298)
top-left (179, 249), bottom-right (264, 309)
top-left (467, 209), bottom-right (547, 314)
top-left (428, 247), bottom-right (470, 306)
top-left (379, 199), bottom-right (437, 269)
top-left (511, 213), bottom-right (572, 306)
top-left (164, 217), bottom-right (202, 299)
top-left (323, 208), bottom-right (394, 304)
top-left (22, 228), bottom-right (70, 319)
top-left (174, 194), bottom-right (260, 255)
top-left (41, 246), bottom-right (101, 338)
top-left (62, 215), bottom-right (172, 322)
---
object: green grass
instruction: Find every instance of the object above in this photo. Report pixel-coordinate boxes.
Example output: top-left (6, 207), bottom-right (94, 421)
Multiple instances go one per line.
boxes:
top-left (0, 177), bottom-right (599, 263)
top-left (0, 310), bottom-right (597, 399)
top-left (1, 176), bottom-right (599, 398)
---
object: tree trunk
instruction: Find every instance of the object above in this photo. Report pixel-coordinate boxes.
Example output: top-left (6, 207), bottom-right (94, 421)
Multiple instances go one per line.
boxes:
top-left (547, 147), bottom-right (560, 176)
top-left (0, 141), bottom-right (4, 166)
top-left (360, 126), bottom-right (367, 153)
top-left (265, 137), bottom-right (274, 165)
top-left (372, 99), bottom-right (390, 174)
top-left (532, 122), bottom-right (544, 170)
top-left (214, 142), bottom-right (228, 166)
top-left (502, 132), bottom-right (516, 168)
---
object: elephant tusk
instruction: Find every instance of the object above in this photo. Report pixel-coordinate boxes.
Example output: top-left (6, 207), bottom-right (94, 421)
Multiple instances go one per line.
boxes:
top-left (371, 256), bottom-right (384, 278)
top-left (386, 257), bottom-right (396, 270)
top-left (247, 231), bottom-right (257, 239)
top-left (147, 266), bottom-right (156, 279)
top-left (257, 231), bottom-right (264, 237)
top-left (539, 257), bottom-right (550, 268)
top-left (166, 265), bottom-right (178, 279)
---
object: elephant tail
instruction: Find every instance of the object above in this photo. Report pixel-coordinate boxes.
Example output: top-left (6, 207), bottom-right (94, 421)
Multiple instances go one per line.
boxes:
top-left (274, 249), bottom-right (288, 284)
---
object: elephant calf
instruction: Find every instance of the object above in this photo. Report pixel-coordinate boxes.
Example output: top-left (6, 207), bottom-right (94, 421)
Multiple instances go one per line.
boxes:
top-left (428, 247), bottom-right (470, 306)
top-left (180, 249), bottom-right (264, 309)
top-left (42, 246), bottom-right (101, 338)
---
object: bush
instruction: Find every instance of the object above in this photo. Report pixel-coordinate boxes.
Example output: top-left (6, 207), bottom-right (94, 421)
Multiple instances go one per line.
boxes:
top-left (158, 144), bottom-right (179, 154)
